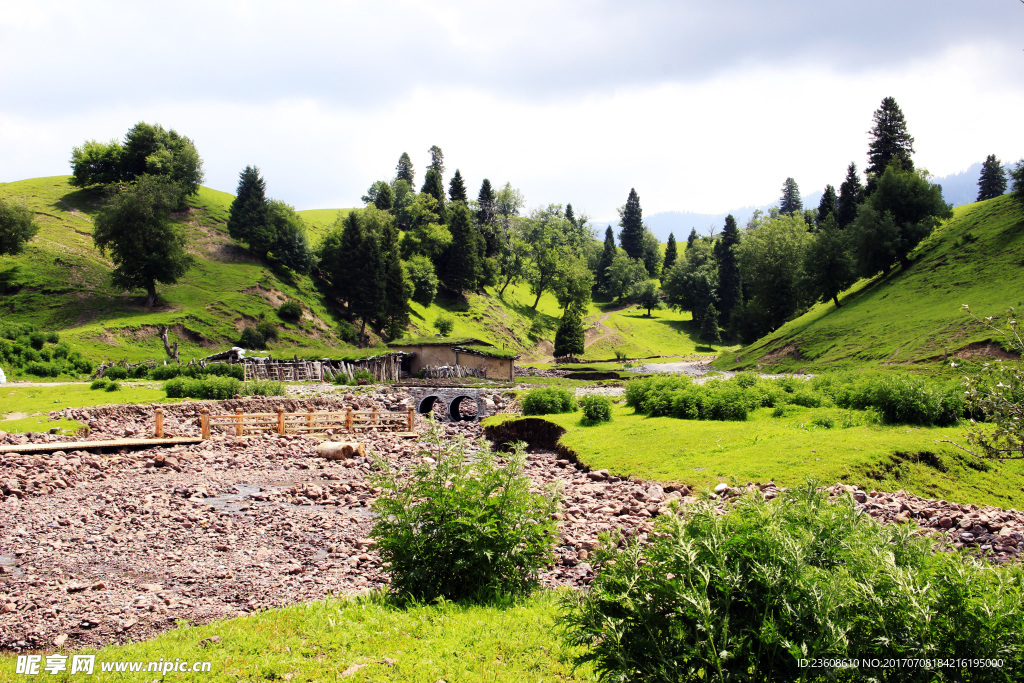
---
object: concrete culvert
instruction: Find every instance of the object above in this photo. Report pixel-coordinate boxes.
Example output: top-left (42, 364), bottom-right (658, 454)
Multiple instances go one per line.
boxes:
top-left (449, 395), bottom-right (480, 421)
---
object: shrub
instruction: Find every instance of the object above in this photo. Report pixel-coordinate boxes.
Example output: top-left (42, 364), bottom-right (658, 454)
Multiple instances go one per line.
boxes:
top-left (337, 320), bottom-right (359, 345)
top-left (51, 343), bottom-right (70, 360)
top-left (238, 325), bottom-right (266, 349)
top-left (528, 317), bottom-right (546, 339)
top-left (25, 361), bottom-right (60, 377)
top-left (104, 381), bottom-right (120, 392)
top-left (164, 376), bottom-right (241, 400)
top-left (149, 364), bottom-right (182, 381)
top-left (562, 483), bottom-right (1024, 682)
top-left (203, 362), bottom-right (244, 380)
top-left (45, 331), bottom-right (59, 344)
top-left (28, 331), bottom-right (46, 350)
top-left (277, 300), bottom-right (303, 322)
top-left (579, 395), bottom-right (612, 425)
top-left (256, 319), bottom-right (278, 343)
top-left (239, 380), bottom-right (285, 396)
top-left (103, 366), bottom-right (128, 380)
top-left (521, 387), bottom-right (577, 415)
top-left (90, 379), bottom-right (108, 390)
top-left (867, 376), bottom-right (962, 426)
top-left (371, 432), bottom-right (560, 602)
top-left (434, 313), bottom-right (455, 337)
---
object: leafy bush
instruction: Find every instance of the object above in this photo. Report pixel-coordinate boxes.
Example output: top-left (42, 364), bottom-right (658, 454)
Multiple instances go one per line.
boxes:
top-left (562, 483), bottom-right (1024, 682)
top-left (238, 380), bottom-right (285, 396)
top-left (337, 320), bottom-right (359, 345)
top-left (277, 300), bottom-right (303, 322)
top-left (334, 368), bottom-right (375, 386)
top-left (256, 319), bottom-right (278, 343)
top-left (149, 364), bottom-right (182, 381)
top-left (521, 387), bottom-right (578, 415)
top-left (103, 366), bottom-right (128, 381)
top-left (238, 325), bottom-right (267, 349)
top-left (28, 331), bottom-right (46, 350)
top-left (865, 375), bottom-right (962, 426)
top-left (164, 376), bottom-right (241, 400)
top-left (528, 317), bottom-right (546, 339)
top-left (405, 253), bottom-right (438, 307)
top-left (104, 381), bottom-right (120, 392)
top-left (90, 379), bottom-right (108, 390)
top-left (203, 362), bottom-right (244, 380)
top-left (371, 432), bottom-right (560, 602)
top-left (434, 313), bottom-right (455, 337)
top-left (45, 331), bottom-right (59, 344)
top-left (24, 361), bottom-right (60, 377)
top-left (579, 395), bottom-right (612, 425)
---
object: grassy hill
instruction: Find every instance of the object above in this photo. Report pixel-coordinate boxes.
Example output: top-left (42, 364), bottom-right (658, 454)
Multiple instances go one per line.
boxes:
top-left (0, 176), bottom-right (719, 374)
top-left (720, 194), bottom-right (1024, 373)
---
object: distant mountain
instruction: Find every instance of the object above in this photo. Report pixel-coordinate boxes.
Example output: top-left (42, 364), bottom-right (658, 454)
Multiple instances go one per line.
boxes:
top-left (597, 165), bottom-right (1011, 242)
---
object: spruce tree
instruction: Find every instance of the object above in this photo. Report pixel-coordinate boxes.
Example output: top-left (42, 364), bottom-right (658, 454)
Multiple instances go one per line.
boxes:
top-left (866, 97), bottom-right (915, 192)
top-left (804, 214), bottom-right (855, 308)
top-left (596, 226), bottom-right (616, 292)
top-left (476, 179), bottom-right (495, 226)
top-left (663, 232), bottom-right (677, 272)
top-left (618, 188), bottom-right (644, 259)
top-left (779, 177), bottom-right (803, 216)
top-left (380, 222), bottom-right (411, 338)
top-left (395, 152), bottom-right (415, 186)
top-left (348, 213), bottom-right (385, 339)
top-left (837, 162), bottom-right (864, 229)
top-left (438, 202), bottom-right (479, 292)
top-left (714, 214), bottom-right (741, 326)
top-left (227, 165), bottom-right (274, 256)
top-left (421, 168), bottom-right (447, 223)
top-left (699, 304), bottom-right (721, 343)
top-left (553, 308), bottom-right (585, 358)
top-left (686, 228), bottom-right (699, 248)
top-left (448, 169), bottom-right (468, 203)
top-left (977, 154), bottom-right (1008, 202)
top-left (816, 185), bottom-right (838, 227)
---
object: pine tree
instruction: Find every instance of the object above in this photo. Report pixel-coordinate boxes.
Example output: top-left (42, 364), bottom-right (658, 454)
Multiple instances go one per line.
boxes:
top-left (438, 202), bottom-right (479, 292)
top-left (686, 228), bottom-right (698, 249)
top-left (779, 178), bottom-right (803, 216)
top-left (804, 214), bottom-right (855, 308)
top-left (837, 162), bottom-right (864, 229)
top-left (448, 169), bottom-right (468, 203)
top-left (428, 145), bottom-right (444, 175)
top-left (714, 214), bottom-right (741, 326)
top-left (597, 226), bottom-right (616, 292)
top-left (618, 188), bottom-right (644, 259)
top-left (663, 232), bottom-right (677, 272)
top-left (816, 185), bottom-right (838, 227)
top-left (553, 308), bottom-right (585, 358)
top-left (977, 154), bottom-right (1008, 202)
top-left (227, 165), bottom-right (274, 256)
top-left (476, 179), bottom-right (495, 226)
top-left (421, 168), bottom-right (447, 222)
top-left (347, 212), bottom-right (385, 340)
top-left (395, 152), bottom-right (415, 186)
top-left (866, 97), bottom-right (915, 192)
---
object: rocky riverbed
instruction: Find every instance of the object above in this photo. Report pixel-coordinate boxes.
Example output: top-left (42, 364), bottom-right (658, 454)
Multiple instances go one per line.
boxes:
top-left (1, 394), bottom-right (1023, 654)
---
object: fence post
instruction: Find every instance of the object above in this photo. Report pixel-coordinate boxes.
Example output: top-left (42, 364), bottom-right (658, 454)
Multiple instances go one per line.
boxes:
top-left (346, 409), bottom-right (353, 432)
top-left (200, 409), bottom-right (210, 440)
top-left (407, 407), bottom-right (414, 432)
top-left (235, 407), bottom-right (243, 437)
top-left (307, 407), bottom-right (314, 433)
top-left (277, 406), bottom-right (285, 435)
top-left (154, 408), bottom-right (164, 438)
top-left (371, 407), bottom-right (378, 429)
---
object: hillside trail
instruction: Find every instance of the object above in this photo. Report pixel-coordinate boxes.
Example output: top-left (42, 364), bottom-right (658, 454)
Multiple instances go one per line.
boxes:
top-left (527, 308), bottom-right (620, 364)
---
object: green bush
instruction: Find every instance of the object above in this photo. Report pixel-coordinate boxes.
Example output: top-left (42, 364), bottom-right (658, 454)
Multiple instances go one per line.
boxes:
top-left (103, 366), bottom-right (128, 381)
top-left (24, 361), bottom-right (60, 377)
top-left (521, 387), bottom-right (577, 415)
top-left (434, 313), bottom-right (455, 337)
top-left (579, 395), bottom-right (612, 425)
top-left (203, 362), bottom-right (244, 380)
top-left (239, 325), bottom-right (267, 349)
top-left (866, 376), bottom-right (963, 426)
top-left (28, 331), bottom-right (46, 350)
top-left (238, 380), bottom-right (285, 397)
top-left (371, 432), bottom-right (560, 602)
top-left (337, 320), bottom-right (359, 345)
top-left (334, 369), bottom-right (375, 386)
top-left (256, 319), bottom-right (278, 343)
top-left (562, 483), bottom-right (1024, 682)
top-left (90, 379), bottom-right (108, 390)
top-left (277, 300), bottom-right (303, 322)
top-left (149, 364), bottom-right (182, 381)
top-left (164, 376), bottom-right (241, 400)
top-left (104, 381), bottom-right (120, 392)
top-left (45, 331), bottom-right (59, 344)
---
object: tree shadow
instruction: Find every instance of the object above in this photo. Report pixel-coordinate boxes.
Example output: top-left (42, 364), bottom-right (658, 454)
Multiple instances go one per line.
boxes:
top-left (0, 266), bottom-right (22, 295)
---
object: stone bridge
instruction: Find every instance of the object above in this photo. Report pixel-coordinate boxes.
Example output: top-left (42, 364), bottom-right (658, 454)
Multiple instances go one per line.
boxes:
top-left (405, 387), bottom-right (497, 422)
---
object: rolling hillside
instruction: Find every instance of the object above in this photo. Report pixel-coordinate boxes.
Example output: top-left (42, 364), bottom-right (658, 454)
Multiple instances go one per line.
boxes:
top-left (721, 194), bottom-right (1024, 372)
top-left (0, 176), bottom-right (723, 372)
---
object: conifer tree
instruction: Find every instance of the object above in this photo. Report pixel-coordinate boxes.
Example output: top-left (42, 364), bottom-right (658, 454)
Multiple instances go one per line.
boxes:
top-left (804, 214), bottom-right (855, 308)
top-left (596, 226), bottom-right (616, 292)
top-left (380, 222), bottom-right (411, 339)
top-left (227, 165), bottom-right (275, 256)
top-left (699, 304), bottom-right (721, 343)
top-left (448, 169), bottom-right (468, 203)
top-left (395, 152), bottom-right (415, 186)
top-left (428, 145), bottom-right (445, 175)
top-left (553, 308), bottom-right (585, 358)
top-left (837, 162), bottom-right (864, 229)
top-left (816, 185), bottom-right (838, 227)
top-left (866, 97), bottom-right (915, 192)
top-left (714, 215), bottom-right (741, 326)
top-left (663, 232), bottom-right (677, 272)
top-left (1012, 161), bottom-right (1024, 205)
top-left (438, 202), bottom-right (479, 292)
top-left (421, 168), bottom-right (447, 223)
top-left (686, 227), bottom-right (699, 248)
top-left (476, 179), bottom-right (495, 226)
top-left (618, 188), bottom-right (645, 259)
top-left (977, 154), bottom-right (1008, 202)
top-left (779, 177), bottom-right (803, 216)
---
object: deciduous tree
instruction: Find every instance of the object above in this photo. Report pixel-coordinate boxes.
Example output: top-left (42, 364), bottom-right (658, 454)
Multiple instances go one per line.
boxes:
top-left (92, 175), bottom-right (194, 307)
top-left (662, 240), bottom-right (718, 326)
top-left (803, 214), bottom-right (855, 308)
top-left (604, 252), bottom-right (648, 302)
top-left (0, 198), bottom-right (38, 257)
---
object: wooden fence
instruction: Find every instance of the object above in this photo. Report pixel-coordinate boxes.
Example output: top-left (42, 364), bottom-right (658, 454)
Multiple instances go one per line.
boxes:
top-left (421, 364), bottom-right (485, 379)
top-left (187, 407), bottom-right (416, 439)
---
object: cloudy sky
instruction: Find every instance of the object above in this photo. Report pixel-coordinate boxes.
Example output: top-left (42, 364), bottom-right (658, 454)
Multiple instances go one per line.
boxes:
top-left (2, 1), bottom-right (1022, 222)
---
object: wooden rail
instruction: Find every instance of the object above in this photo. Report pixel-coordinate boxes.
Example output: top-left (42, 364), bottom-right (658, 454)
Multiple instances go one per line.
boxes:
top-left (194, 407), bottom-right (416, 439)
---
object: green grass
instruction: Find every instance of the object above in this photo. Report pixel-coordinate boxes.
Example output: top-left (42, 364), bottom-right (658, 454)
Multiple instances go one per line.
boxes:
top-left (0, 383), bottom-right (174, 434)
top-left (585, 303), bottom-right (736, 360)
top-left (0, 591), bottom-right (595, 682)
top-left (535, 403), bottom-right (1024, 508)
top-left (296, 207), bottom-right (353, 243)
top-left (721, 194), bottom-right (1024, 372)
